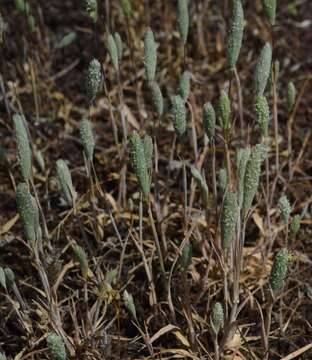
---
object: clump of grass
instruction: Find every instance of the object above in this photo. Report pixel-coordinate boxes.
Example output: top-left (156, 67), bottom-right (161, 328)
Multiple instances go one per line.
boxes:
top-left (47, 332), bottom-right (66, 360)
top-left (226, 0), bottom-right (244, 70)
top-left (56, 160), bottom-right (77, 206)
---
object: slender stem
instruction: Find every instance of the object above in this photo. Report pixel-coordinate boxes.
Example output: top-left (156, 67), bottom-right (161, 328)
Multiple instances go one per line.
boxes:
top-left (213, 335), bottom-right (220, 360)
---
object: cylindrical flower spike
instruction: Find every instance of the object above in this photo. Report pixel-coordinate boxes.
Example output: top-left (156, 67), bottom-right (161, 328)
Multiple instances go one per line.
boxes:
top-left (143, 27), bottom-right (157, 83)
top-left (180, 241), bottom-right (193, 271)
top-left (114, 32), bottom-right (123, 62)
top-left (278, 195), bottom-right (291, 225)
top-left (203, 102), bottom-right (216, 143)
top-left (218, 168), bottom-right (228, 193)
top-left (227, 0), bottom-right (244, 70)
top-left (149, 81), bottom-right (164, 117)
top-left (221, 191), bottom-right (238, 250)
top-left (13, 114), bottom-right (32, 181)
top-left (171, 95), bottom-right (187, 137)
top-left (73, 245), bottom-right (89, 279)
top-left (82, 0), bottom-right (98, 23)
top-left (253, 43), bottom-right (272, 96)
top-left (56, 160), bottom-right (77, 207)
top-left (261, 0), bottom-right (276, 26)
top-left (107, 34), bottom-right (119, 73)
top-left (178, 71), bottom-right (191, 102)
top-left (177, 0), bottom-right (189, 45)
top-left (218, 90), bottom-right (231, 132)
top-left (86, 58), bottom-right (101, 102)
top-left (236, 147), bottom-right (251, 208)
top-left (269, 249), bottom-right (291, 296)
top-left (47, 332), bottom-right (66, 360)
top-left (287, 81), bottom-right (296, 112)
top-left (16, 182), bottom-right (41, 246)
top-left (191, 167), bottom-right (209, 209)
top-left (254, 95), bottom-right (270, 138)
top-left (80, 119), bottom-right (95, 162)
top-left (121, 0), bottom-right (132, 18)
top-left (123, 289), bottom-right (137, 320)
top-left (129, 132), bottom-right (150, 202)
top-left (210, 302), bottom-right (224, 335)
top-left (290, 215), bottom-right (301, 235)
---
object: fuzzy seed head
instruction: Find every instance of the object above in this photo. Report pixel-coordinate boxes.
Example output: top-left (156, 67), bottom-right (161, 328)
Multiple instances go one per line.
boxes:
top-left (203, 102), bottom-right (216, 142)
top-left (73, 245), bottom-right (89, 279)
top-left (178, 71), bottom-right (191, 102)
top-left (47, 332), bottom-right (66, 360)
top-left (177, 0), bottom-right (189, 45)
top-left (221, 191), bottom-right (238, 250)
top-left (121, 0), bottom-right (132, 18)
top-left (82, 0), bottom-right (97, 23)
top-left (254, 95), bottom-right (270, 137)
top-left (16, 182), bottom-right (41, 245)
top-left (149, 81), bottom-right (164, 117)
top-left (56, 160), bottom-right (77, 207)
top-left (15, 0), bottom-right (29, 13)
top-left (242, 145), bottom-right (264, 218)
top-left (180, 241), bottom-right (193, 271)
top-left (254, 43), bottom-right (272, 96)
top-left (290, 215), bottom-right (301, 235)
top-left (237, 147), bottom-right (251, 208)
top-left (218, 168), bottom-right (228, 193)
top-left (0, 267), bottom-right (6, 290)
top-left (129, 132), bottom-right (150, 202)
top-left (86, 58), bottom-right (101, 102)
top-left (144, 28), bottom-right (157, 83)
top-left (262, 0), bottom-right (276, 26)
top-left (191, 167), bottom-right (209, 209)
top-left (107, 34), bottom-right (119, 72)
top-left (123, 290), bottom-right (137, 319)
top-left (278, 195), bottom-right (291, 224)
top-left (4, 267), bottom-right (15, 287)
top-left (210, 302), bottom-right (224, 335)
top-left (287, 81), bottom-right (296, 112)
top-left (269, 249), bottom-right (291, 296)
top-left (114, 32), bottom-right (123, 61)
top-left (171, 95), bottom-right (187, 137)
top-left (218, 90), bottom-right (231, 131)
top-left (13, 114), bottom-right (32, 181)
top-left (80, 119), bottom-right (95, 161)
top-left (227, 0), bottom-right (244, 70)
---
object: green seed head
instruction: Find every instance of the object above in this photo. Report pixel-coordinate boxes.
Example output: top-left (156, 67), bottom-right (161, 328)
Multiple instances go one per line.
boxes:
top-left (129, 132), bottom-right (150, 202)
top-left (0, 267), bottom-right (6, 290)
top-left (227, 0), bottom-right (244, 70)
top-left (236, 147), bottom-right (251, 208)
top-left (143, 135), bottom-right (153, 171)
top-left (218, 168), bottom-right (228, 193)
top-left (4, 267), bottom-right (15, 287)
top-left (178, 71), bottom-right (191, 102)
top-left (261, 0), bottom-right (276, 26)
top-left (242, 145), bottom-right (264, 218)
top-left (73, 245), bottom-right (89, 279)
top-left (144, 27), bottom-right (157, 83)
top-left (13, 114), bottom-right (32, 181)
top-left (47, 332), bottom-right (66, 360)
top-left (114, 32), bottom-right (123, 61)
top-left (278, 195), bottom-right (291, 224)
top-left (56, 160), bottom-right (77, 207)
top-left (16, 182), bottom-right (41, 246)
top-left (290, 215), bottom-right (301, 235)
top-left (269, 249), bottom-right (291, 296)
top-left (171, 95), bottom-right (187, 137)
top-left (203, 102), bottom-right (216, 142)
top-left (80, 119), bottom-right (95, 161)
top-left (191, 167), bottom-right (209, 209)
top-left (149, 81), bottom-right (164, 117)
top-left (107, 33), bottom-right (119, 73)
top-left (123, 289), bottom-right (137, 319)
top-left (177, 0), bottom-right (189, 45)
top-left (121, 0), bottom-right (132, 18)
top-left (221, 191), bottom-right (238, 251)
top-left (210, 302), bottom-right (224, 335)
top-left (35, 150), bottom-right (45, 172)
top-left (218, 90), bottom-right (231, 131)
top-left (254, 42), bottom-right (272, 96)
top-left (180, 241), bottom-right (193, 271)
top-left (86, 58), bottom-right (101, 102)
top-left (287, 81), bottom-right (296, 112)
top-left (27, 15), bottom-right (36, 32)
top-left (254, 95), bottom-right (270, 138)
top-left (82, 0), bottom-right (98, 23)
top-left (15, 0), bottom-right (29, 13)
